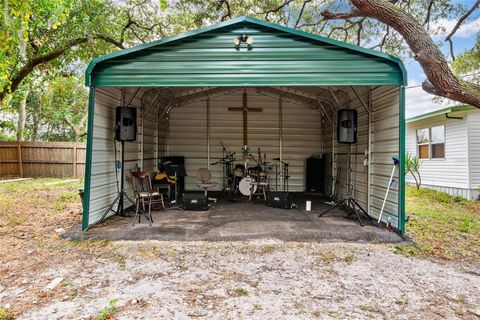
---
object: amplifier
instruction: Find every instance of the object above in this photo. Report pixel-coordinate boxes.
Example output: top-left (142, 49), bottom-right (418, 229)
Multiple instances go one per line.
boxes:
top-left (267, 192), bottom-right (295, 209)
top-left (182, 193), bottom-right (208, 211)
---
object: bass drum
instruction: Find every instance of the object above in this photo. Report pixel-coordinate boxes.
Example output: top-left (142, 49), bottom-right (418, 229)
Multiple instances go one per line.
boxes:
top-left (239, 177), bottom-right (257, 196)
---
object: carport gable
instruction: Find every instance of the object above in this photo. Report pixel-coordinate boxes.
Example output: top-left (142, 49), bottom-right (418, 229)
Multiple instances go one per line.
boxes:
top-left (85, 16), bottom-right (406, 88)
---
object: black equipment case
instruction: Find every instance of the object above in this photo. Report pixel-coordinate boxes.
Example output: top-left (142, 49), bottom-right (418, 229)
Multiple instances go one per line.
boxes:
top-left (182, 193), bottom-right (208, 211)
top-left (267, 191), bottom-right (294, 209)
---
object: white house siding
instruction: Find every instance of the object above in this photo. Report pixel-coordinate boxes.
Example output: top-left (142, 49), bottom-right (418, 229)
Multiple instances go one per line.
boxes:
top-left (467, 110), bottom-right (480, 199)
top-left (406, 113), bottom-right (473, 199)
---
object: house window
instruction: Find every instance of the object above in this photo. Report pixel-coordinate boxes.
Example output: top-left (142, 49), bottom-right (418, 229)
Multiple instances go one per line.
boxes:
top-left (431, 125), bottom-right (445, 158)
top-left (416, 128), bottom-right (430, 159)
top-left (416, 125), bottom-right (445, 159)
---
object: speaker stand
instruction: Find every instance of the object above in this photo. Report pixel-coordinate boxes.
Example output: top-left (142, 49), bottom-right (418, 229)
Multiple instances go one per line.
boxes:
top-left (95, 140), bottom-right (148, 226)
top-left (318, 144), bottom-right (372, 226)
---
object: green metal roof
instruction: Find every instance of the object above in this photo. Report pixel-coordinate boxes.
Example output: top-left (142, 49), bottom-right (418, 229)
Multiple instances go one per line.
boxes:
top-left (406, 104), bottom-right (475, 123)
top-left (85, 16), bottom-right (406, 87)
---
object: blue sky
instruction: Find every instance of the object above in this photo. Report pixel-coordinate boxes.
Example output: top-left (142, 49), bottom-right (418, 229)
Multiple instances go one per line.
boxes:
top-left (405, 0), bottom-right (479, 118)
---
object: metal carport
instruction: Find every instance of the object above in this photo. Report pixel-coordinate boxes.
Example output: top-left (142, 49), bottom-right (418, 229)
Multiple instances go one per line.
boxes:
top-left (82, 16), bottom-right (407, 234)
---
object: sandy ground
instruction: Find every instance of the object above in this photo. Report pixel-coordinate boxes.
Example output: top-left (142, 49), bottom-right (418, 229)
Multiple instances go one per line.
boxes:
top-left (0, 180), bottom-right (478, 319)
top-left (2, 240), bottom-right (479, 320)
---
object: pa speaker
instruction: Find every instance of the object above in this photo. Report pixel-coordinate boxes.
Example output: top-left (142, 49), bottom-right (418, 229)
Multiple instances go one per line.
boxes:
top-left (115, 106), bottom-right (137, 141)
top-left (337, 109), bottom-right (357, 144)
top-left (305, 157), bottom-right (325, 193)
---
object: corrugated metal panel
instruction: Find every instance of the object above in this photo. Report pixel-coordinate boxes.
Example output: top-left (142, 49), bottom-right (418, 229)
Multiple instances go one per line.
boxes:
top-left (406, 117), bottom-right (469, 188)
top-left (467, 110), bottom-right (480, 190)
top-left (88, 87), bottom-right (159, 224)
top-left (370, 86), bottom-right (400, 226)
top-left (88, 19), bottom-right (403, 87)
top-left (168, 90), bottom-right (322, 191)
top-left (318, 85), bottom-right (400, 228)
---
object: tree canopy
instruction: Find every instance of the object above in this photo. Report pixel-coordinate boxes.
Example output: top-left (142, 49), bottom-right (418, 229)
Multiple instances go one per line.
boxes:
top-left (0, 0), bottom-right (479, 141)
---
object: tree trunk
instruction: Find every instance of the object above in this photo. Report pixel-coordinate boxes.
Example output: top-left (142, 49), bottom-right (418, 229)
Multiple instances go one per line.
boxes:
top-left (350, 0), bottom-right (480, 108)
top-left (322, 0), bottom-right (480, 109)
top-left (16, 90), bottom-right (29, 141)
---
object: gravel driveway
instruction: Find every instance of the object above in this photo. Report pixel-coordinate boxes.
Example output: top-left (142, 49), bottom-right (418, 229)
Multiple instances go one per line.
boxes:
top-left (4, 240), bottom-right (478, 320)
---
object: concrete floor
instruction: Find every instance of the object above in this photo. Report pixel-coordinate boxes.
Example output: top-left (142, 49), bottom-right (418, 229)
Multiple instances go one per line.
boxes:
top-left (69, 194), bottom-right (403, 243)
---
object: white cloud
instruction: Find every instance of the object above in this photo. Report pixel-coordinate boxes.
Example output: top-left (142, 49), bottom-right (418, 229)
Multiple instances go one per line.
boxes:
top-left (432, 17), bottom-right (480, 39)
top-left (405, 79), bottom-right (453, 118)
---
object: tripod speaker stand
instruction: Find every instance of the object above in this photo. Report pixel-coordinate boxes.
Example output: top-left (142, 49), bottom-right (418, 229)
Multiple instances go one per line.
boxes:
top-left (318, 138), bottom-right (372, 226)
top-left (96, 106), bottom-right (150, 225)
top-left (97, 139), bottom-right (148, 224)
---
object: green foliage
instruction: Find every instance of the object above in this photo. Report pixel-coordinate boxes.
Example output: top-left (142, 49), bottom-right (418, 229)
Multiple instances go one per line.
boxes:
top-left (233, 288), bottom-right (248, 296)
top-left (405, 153), bottom-right (422, 190)
top-left (96, 299), bottom-right (119, 320)
top-left (453, 35), bottom-right (480, 81)
top-left (0, 308), bottom-right (14, 320)
top-left (0, 118), bottom-right (17, 141)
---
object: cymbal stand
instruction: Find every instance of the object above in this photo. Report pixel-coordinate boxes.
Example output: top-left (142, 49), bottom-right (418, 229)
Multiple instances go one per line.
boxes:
top-left (273, 159), bottom-right (290, 192)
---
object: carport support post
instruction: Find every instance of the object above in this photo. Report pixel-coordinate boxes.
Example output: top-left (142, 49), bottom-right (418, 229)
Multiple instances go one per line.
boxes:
top-left (367, 87), bottom-right (372, 216)
top-left (140, 101), bottom-right (144, 170)
top-left (82, 86), bottom-right (95, 230)
top-left (399, 86), bottom-right (406, 234)
top-left (207, 98), bottom-right (211, 169)
top-left (279, 96), bottom-right (283, 189)
top-left (155, 105), bottom-right (159, 166)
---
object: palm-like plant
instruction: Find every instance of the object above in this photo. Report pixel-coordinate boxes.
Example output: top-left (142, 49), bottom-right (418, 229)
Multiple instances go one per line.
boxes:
top-left (405, 153), bottom-right (422, 190)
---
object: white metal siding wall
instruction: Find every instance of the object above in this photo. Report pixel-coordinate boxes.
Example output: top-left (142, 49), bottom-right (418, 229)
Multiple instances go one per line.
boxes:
top-left (140, 100), bottom-right (158, 172)
top-left (168, 91), bottom-right (323, 191)
top-left (406, 116), bottom-right (469, 189)
top-left (88, 88), bottom-right (158, 225)
top-left (468, 110), bottom-right (480, 198)
top-left (168, 99), bottom-right (208, 190)
top-left (333, 87), bottom-right (370, 212)
top-left (282, 96), bottom-right (323, 191)
top-left (318, 86), bottom-right (399, 226)
top-left (370, 86), bottom-right (400, 227)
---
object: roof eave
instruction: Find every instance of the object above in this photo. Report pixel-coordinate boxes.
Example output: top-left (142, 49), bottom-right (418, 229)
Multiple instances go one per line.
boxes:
top-left (406, 104), bottom-right (475, 124)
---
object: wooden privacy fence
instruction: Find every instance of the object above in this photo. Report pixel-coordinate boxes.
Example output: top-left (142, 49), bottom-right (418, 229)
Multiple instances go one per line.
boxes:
top-left (0, 141), bottom-right (86, 178)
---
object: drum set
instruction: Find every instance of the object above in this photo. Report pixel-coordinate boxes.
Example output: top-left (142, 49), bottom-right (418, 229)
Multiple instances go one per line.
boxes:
top-left (211, 142), bottom-right (289, 200)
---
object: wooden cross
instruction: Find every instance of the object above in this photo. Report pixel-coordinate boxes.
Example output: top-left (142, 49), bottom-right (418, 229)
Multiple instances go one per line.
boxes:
top-left (228, 89), bottom-right (262, 145)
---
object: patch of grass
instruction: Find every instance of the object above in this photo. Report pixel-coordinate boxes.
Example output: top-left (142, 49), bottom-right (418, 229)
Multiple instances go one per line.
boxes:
top-left (404, 186), bottom-right (480, 261)
top-left (96, 299), bottom-right (119, 320)
top-left (344, 251), bottom-right (357, 264)
top-left (233, 288), bottom-right (248, 296)
top-left (318, 250), bottom-right (337, 263)
top-left (459, 216), bottom-right (474, 233)
top-left (0, 178), bottom-right (82, 227)
top-left (394, 243), bottom-right (420, 257)
top-left (0, 308), bottom-right (14, 320)
top-left (60, 191), bottom-right (79, 203)
top-left (260, 244), bottom-right (276, 254)
top-left (6, 214), bottom-right (31, 226)
top-left (53, 202), bottom-right (65, 212)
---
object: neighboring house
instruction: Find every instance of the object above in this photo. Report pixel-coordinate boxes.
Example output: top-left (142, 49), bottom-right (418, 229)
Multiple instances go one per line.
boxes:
top-left (406, 105), bottom-right (480, 200)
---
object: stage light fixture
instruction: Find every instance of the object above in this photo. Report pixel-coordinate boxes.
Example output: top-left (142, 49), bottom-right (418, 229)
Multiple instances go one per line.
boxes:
top-left (232, 34), bottom-right (254, 46)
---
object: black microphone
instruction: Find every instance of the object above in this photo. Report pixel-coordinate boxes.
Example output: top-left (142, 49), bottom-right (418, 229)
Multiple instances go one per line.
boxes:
top-left (273, 157), bottom-right (280, 161)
